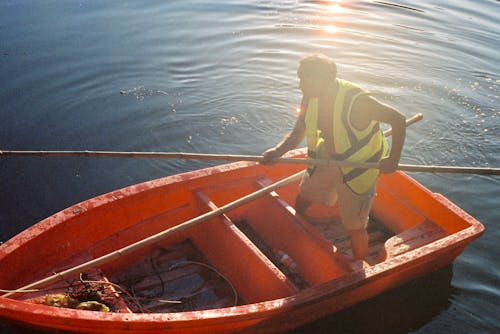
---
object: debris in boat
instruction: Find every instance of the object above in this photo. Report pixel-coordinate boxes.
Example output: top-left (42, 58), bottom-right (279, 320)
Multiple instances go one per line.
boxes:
top-left (68, 275), bottom-right (104, 303)
top-left (30, 243), bottom-right (239, 314)
top-left (111, 241), bottom-right (239, 313)
top-left (43, 294), bottom-right (79, 309)
top-left (41, 293), bottom-right (110, 312)
top-left (276, 250), bottom-right (299, 274)
top-left (76, 301), bottom-right (110, 312)
top-left (37, 273), bottom-right (113, 312)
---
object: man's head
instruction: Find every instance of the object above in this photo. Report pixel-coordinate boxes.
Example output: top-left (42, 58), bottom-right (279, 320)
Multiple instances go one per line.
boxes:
top-left (297, 53), bottom-right (337, 97)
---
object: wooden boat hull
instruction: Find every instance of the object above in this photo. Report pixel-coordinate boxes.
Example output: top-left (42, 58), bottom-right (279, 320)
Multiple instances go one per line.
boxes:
top-left (0, 150), bottom-right (484, 333)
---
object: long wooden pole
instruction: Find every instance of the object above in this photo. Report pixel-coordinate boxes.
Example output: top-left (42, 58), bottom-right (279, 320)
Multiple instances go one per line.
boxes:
top-left (397, 164), bottom-right (499, 175)
top-left (1, 170), bottom-right (305, 298)
top-left (1, 114), bottom-right (499, 175)
top-left (1, 150), bottom-right (497, 175)
top-left (0, 113), bottom-right (421, 161)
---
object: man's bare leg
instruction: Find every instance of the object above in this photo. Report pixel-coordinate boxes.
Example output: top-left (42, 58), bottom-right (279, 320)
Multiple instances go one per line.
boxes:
top-left (295, 195), bottom-right (311, 215)
top-left (349, 228), bottom-right (368, 260)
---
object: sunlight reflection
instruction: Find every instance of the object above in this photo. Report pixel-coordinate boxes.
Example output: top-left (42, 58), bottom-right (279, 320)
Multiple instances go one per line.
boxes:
top-left (323, 25), bottom-right (339, 34)
top-left (321, 0), bottom-right (351, 34)
top-left (327, 3), bottom-right (348, 15)
top-left (295, 106), bottom-right (302, 115)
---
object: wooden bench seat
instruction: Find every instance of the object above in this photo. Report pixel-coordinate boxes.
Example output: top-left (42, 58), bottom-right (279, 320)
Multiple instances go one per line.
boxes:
top-left (379, 219), bottom-right (448, 261)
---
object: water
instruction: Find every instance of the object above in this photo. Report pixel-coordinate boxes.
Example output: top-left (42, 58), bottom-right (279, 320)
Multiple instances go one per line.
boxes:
top-left (0, 0), bottom-right (498, 332)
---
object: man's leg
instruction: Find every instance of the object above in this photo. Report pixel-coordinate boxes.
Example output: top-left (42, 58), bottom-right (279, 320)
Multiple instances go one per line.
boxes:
top-left (295, 166), bottom-right (339, 215)
top-left (337, 183), bottom-right (375, 261)
top-left (349, 228), bottom-right (369, 260)
top-left (295, 194), bottom-right (312, 215)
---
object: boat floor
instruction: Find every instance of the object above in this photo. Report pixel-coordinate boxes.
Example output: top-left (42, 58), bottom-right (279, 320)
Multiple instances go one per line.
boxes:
top-left (98, 219), bottom-right (394, 313)
top-left (110, 240), bottom-right (240, 313)
top-left (21, 220), bottom-right (393, 314)
top-left (23, 240), bottom-right (240, 313)
top-left (105, 215), bottom-right (427, 313)
top-left (306, 216), bottom-right (394, 265)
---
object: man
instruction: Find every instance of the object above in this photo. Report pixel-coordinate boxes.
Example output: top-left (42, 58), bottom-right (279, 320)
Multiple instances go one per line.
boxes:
top-left (262, 54), bottom-right (406, 261)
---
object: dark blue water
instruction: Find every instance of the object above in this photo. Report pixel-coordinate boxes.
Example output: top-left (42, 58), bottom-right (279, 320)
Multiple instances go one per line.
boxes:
top-left (1, 1), bottom-right (498, 333)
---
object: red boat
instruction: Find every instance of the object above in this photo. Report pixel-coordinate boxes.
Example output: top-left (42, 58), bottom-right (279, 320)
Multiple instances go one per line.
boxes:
top-left (0, 148), bottom-right (484, 333)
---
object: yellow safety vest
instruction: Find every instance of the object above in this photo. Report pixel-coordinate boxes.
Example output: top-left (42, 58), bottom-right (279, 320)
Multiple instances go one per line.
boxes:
top-left (304, 79), bottom-right (389, 194)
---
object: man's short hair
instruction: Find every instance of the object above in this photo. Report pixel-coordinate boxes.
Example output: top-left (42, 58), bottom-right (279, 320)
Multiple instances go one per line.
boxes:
top-left (298, 53), bottom-right (337, 82)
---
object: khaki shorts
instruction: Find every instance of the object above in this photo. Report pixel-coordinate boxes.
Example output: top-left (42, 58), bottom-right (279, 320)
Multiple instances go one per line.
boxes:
top-left (298, 166), bottom-right (376, 230)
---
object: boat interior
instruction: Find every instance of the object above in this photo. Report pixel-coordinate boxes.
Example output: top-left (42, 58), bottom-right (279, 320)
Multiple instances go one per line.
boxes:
top-left (16, 167), bottom-right (472, 315)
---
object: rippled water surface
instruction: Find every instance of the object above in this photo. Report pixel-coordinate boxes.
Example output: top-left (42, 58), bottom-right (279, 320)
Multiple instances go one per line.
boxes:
top-left (1, 1), bottom-right (498, 333)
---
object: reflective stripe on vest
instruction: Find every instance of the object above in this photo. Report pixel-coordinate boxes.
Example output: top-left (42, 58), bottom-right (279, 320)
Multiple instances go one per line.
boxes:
top-left (304, 79), bottom-right (388, 194)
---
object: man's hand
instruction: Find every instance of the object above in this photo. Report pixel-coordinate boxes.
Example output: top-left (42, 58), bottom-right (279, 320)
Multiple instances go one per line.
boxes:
top-left (379, 157), bottom-right (399, 174)
top-left (261, 148), bottom-right (282, 165)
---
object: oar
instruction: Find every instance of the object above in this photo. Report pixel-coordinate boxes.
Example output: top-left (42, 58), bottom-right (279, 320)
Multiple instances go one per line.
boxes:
top-left (394, 164), bottom-right (499, 175)
top-left (0, 113), bottom-right (420, 166)
top-left (1, 149), bottom-right (498, 175)
top-left (1, 113), bottom-right (499, 175)
top-left (1, 170), bottom-right (305, 299)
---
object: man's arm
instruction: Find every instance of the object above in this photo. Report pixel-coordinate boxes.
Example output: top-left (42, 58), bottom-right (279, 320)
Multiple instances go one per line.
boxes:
top-left (261, 116), bottom-right (306, 164)
top-left (352, 95), bottom-right (406, 173)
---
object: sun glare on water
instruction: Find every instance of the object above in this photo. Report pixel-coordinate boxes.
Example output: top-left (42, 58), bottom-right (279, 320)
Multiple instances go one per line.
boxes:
top-left (321, 0), bottom-right (351, 34)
